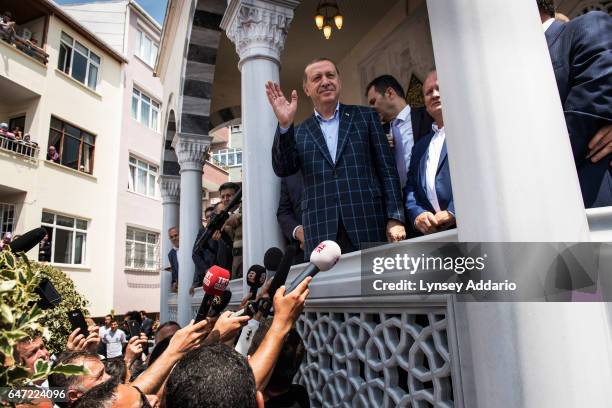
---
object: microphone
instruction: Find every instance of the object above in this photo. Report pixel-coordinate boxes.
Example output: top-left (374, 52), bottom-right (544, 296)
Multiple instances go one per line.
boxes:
top-left (195, 265), bottom-right (230, 323)
top-left (285, 241), bottom-right (341, 293)
top-left (208, 289), bottom-right (232, 318)
top-left (267, 245), bottom-right (297, 298)
top-left (9, 228), bottom-right (46, 253)
top-left (263, 247), bottom-right (283, 274)
top-left (246, 265), bottom-right (266, 300)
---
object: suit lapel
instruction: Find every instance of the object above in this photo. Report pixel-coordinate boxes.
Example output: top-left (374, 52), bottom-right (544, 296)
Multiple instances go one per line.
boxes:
top-left (437, 141), bottom-right (448, 175)
top-left (335, 104), bottom-right (353, 164)
top-left (545, 20), bottom-right (565, 49)
top-left (304, 115), bottom-right (335, 167)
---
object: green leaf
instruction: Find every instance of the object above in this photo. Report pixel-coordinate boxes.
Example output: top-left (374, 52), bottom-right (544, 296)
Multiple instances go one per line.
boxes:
top-left (51, 363), bottom-right (88, 376)
top-left (1, 330), bottom-right (28, 341)
top-left (0, 303), bottom-right (13, 324)
top-left (6, 365), bottom-right (30, 382)
top-left (0, 280), bottom-right (16, 292)
top-left (34, 358), bottom-right (49, 375)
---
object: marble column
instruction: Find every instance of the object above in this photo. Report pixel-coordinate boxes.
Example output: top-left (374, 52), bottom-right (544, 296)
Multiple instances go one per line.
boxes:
top-left (158, 175), bottom-right (180, 324)
top-left (426, 0), bottom-right (612, 406)
top-left (221, 0), bottom-right (299, 293)
top-left (173, 133), bottom-right (211, 326)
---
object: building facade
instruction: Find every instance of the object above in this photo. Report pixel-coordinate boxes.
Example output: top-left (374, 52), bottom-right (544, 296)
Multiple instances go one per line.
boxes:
top-left (0, 0), bottom-right (125, 316)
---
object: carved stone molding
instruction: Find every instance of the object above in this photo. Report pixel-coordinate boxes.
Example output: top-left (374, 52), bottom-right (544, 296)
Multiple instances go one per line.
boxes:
top-left (159, 175), bottom-right (181, 204)
top-left (221, 0), bottom-right (299, 67)
top-left (172, 132), bottom-right (212, 172)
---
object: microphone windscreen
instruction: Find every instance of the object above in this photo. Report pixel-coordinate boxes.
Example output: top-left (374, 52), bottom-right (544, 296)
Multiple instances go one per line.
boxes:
top-left (203, 265), bottom-right (231, 296)
top-left (264, 247), bottom-right (283, 271)
top-left (246, 265), bottom-right (266, 289)
top-left (268, 245), bottom-right (297, 297)
top-left (208, 289), bottom-right (232, 317)
top-left (10, 228), bottom-right (46, 253)
top-left (310, 240), bottom-right (341, 271)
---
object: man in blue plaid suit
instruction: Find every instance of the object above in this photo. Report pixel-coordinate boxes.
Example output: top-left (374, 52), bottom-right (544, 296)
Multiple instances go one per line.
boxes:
top-left (266, 58), bottom-right (406, 254)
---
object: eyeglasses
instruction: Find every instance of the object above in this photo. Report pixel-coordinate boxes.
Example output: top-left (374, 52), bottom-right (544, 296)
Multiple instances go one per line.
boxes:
top-left (132, 386), bottom-right (152, 408)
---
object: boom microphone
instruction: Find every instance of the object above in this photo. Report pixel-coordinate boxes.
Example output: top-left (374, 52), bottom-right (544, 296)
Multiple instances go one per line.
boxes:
top-left (9, 228), bottom-right (46, 253)
top-left (195, 266), bottom-right (230, 323)
top-left (208, 289), bottom-right (232, 318)
top-left (285, 241), bottom-right (341, 293)
top-left (246, 265), bottom-right (266, 300)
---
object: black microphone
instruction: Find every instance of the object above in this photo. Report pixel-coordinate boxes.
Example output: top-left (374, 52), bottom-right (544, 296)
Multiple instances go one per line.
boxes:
top-left (208, 289), bottom-right (232, 318)
top-left (257, 245), bottom-right (297, 318)
top-left (263, 247), bottom-right (283, 274)
top-left (267, 245), bottom-right (297, 298)
top-left (246, 265), bottom-right (266, 300)
top-left (9, 228), bottom-right (46, 253)
top-left (285, 241), bottom-right (341, 293)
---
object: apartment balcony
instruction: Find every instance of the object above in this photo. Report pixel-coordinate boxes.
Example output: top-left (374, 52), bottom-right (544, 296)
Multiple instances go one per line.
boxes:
top-left (0, 134), bottom-right (39, 163)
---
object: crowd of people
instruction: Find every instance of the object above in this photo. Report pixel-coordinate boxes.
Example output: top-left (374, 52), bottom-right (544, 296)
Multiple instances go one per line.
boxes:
top-left (13, 274), bottom-right (311, 408)
top-left (1, 10), bottom-right (48, 63)
top-left (0, 122), bottom-right (38, 158)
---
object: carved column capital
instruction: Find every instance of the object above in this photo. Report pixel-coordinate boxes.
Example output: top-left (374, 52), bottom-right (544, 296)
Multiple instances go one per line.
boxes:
top-left (159, 175), bottom-right (181, 204)
top-left (172, 133), bottom-right (212, 172)
top-left (221, 0), bottom-right (299, 68)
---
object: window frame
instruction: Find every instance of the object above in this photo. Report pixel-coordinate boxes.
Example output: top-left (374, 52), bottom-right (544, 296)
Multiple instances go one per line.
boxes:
top-left (58, 32), bottom-right (101, 90)
top-left (211, 148), bottom-right (243, 168)
top-left (131, 88), bottom-right (160, 132)
top-left (136, 29), bottom-right (159, 67)
top-left (125, 226), bottom-right (159, 270)
top-left (0, 203), bottom-right (15, 237)
top-left (128, 155), bottom-right (159, 198)
top-left (48, 116), bottom-right (96, 174)
top-left (41, 211), bottom-right (88, 266)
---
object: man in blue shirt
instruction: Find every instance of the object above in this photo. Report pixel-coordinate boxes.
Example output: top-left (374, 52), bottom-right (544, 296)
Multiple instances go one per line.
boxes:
top-left (266, 58), bottom-right (406, 254)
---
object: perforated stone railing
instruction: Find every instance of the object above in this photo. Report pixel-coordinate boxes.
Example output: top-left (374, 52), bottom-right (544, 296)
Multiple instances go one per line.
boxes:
top-left (295, 302), bottom-right (454, 408)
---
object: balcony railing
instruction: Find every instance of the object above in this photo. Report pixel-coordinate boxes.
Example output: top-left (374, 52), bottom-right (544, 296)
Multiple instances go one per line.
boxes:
top-left (167, 206), bottom-right (612, 407)
top-left (1, 36), bottom-right (49, 65)
top-left (0, 135), bottom-right (39, 163)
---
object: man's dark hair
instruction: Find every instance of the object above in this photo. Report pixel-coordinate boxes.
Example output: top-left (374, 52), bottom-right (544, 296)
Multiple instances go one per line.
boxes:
top-left (3, 11), bottom-right (12, 19)
top-left (48, 351), bottom-right (99, 388)
top-left (303, 57), bottom-right (340, 84)
top-left (103, 357), bottom-right (126, 384)
top-left (219, 182), bottom-right (239, 193)
top-left (148, 335), bottom-right (171, 366)
top-left (156, 320), bottom-right (180, 333)
top-left (72, 379), bottom-right (118, 408)
top-left (105, 314), bottom-right (112, 319)
top-left (248, 318), bottom-right (305, 393)
top-left (536, 0), bottom-right (555, 18)
top-left (49, 351), bottom-right (101, 407)
top-left (164, 343), bottom-right (258, 408)
top-left (205, 206), bottom-right (215, 214)
top-left (140, 310), bottom-right (147, 316)
top-left (365, 75), bottom-right (406, 100)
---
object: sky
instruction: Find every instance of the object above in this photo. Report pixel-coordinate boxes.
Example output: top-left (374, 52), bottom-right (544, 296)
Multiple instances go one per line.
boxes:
top-left (54, 0), bottom-right (168, 25)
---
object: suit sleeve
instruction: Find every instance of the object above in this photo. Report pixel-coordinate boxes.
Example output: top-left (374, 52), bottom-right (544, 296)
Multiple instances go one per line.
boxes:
top-left (405, 143), bottom-right (428, 226)
top-left (564, 12), bottom-right (612, 157)
top-left (276, 178), bottom-right (301, 241)
top-left (367, 109), bottom-right (405, 224)
top-left (272, 125), bottom-right (301, 177)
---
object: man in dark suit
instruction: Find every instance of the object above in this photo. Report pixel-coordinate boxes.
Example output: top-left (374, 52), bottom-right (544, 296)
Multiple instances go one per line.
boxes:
top-left (276, 171), bottom-right (305, 263)
top-left (405, 71), bottom-right (455, 235)
top-left (366, 74), bottom-right (435, 237)
top-left (167, 227), bottom-right (179, 292)
top-left (538, 1), bottom-right (612, 208)
top-left (266, 58), bottom-right (406, 254)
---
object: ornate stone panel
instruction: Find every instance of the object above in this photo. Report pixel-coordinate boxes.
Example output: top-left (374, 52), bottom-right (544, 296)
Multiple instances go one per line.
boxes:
top-left (296, 309), bottom-right (454, 408)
